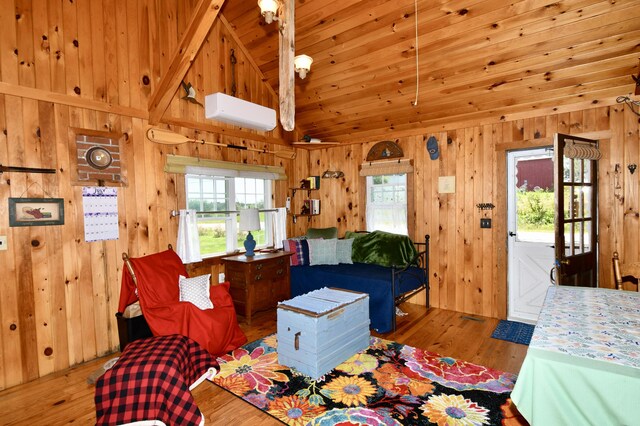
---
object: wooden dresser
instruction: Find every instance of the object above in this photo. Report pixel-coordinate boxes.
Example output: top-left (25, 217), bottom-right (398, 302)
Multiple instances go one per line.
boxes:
top-left (221, 251), bottom-right (292, 325)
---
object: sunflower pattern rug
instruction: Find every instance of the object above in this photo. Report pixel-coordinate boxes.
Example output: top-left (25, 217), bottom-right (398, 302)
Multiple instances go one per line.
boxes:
top-left (213, 334), bottom-right (527, 425)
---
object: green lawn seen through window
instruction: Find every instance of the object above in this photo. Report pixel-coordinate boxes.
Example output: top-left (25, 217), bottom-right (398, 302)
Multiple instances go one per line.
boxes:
top-left (197, 217), bottom-right (266, 256)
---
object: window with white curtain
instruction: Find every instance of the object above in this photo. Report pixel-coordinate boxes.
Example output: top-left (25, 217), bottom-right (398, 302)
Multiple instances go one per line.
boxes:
top-left (186, 174), bottom-right (273, 257)
top-left (366, 174), bottom-right (408, 235)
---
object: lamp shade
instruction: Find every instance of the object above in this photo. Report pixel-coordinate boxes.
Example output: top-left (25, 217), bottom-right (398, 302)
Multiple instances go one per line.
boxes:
top-left (294, 54), bottom-right (313, 79)
top-left (258, 0), bottom-right (278, 23)
top-left (239, 208), bottom-right (261, 232)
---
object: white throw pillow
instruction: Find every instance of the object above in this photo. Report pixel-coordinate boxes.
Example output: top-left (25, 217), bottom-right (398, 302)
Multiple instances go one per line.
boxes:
top-left (307, 238), bottom-right (338, 265)
top-left (336, 238), bottom-right (354, 264)
top-left (179, 274), bottom-right (213, 310)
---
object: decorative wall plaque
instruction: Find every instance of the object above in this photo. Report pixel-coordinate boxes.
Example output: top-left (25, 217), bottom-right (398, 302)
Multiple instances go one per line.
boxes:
top-left (366, 140), bottom-right (403, 161)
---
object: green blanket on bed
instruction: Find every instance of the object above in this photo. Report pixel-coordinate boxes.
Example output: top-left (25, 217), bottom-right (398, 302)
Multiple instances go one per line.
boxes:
top-left (345, 230), bottom-right (418, 268)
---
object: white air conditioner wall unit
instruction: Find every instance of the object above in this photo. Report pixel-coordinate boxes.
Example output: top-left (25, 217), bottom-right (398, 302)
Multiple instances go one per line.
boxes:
top-left (205, 92), bottom-right (277, 131)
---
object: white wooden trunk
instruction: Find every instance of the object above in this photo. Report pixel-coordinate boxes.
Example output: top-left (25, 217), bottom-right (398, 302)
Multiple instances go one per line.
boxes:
top-left (277, 288), bottom-right (370, 379)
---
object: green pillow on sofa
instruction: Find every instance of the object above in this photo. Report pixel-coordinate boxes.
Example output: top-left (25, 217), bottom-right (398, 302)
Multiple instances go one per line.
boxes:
top-left (306, 227), bottom-right (338, 239)
top-left (349, 230), bottom-right (418, 268)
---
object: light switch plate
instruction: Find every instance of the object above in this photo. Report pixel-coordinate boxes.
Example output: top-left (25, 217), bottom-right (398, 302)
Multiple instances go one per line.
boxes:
top-left (480, 218), bottom-right (492, 229)
top-left (0, 235), bottom-right (7, 251)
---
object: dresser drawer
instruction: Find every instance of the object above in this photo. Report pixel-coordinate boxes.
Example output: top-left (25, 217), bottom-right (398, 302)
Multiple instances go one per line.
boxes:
top-left (221, 251), bottom-right (293, 325)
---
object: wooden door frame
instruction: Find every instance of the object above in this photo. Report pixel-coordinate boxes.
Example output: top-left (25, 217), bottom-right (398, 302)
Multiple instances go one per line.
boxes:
top-left (493, 130), bottom-right (610, 319)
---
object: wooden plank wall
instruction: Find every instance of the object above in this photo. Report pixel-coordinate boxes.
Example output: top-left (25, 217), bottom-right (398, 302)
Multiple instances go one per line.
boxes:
top-left (0, 0), bottom-right (638, 392)
top-left (305, 104), bottom-right (639, 318)
top-left (0, 0), bottom-right (292, 389)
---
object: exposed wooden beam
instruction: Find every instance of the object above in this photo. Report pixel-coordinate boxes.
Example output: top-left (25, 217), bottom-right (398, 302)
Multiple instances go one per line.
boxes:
top-left (0, 82), bottom-right (148, 119)
top-left (218, 14), bottom-right (279, 101)
top-left (161, 116), bottom-right (290, 147)
top-left (148, 0), bottom-right (226, 125)
top-left (278, 0), bottom-right (295, 131)
top-left (218, 13), bottom-right (304, 140)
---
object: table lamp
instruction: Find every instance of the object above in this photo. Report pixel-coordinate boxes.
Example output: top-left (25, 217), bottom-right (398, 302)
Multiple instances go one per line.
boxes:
top-left (239, 208), bottom-right (260, 256)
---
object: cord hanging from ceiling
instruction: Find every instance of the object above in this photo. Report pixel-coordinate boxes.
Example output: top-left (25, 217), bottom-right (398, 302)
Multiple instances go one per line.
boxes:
top-left (412, 0), bottom-right (419, 107)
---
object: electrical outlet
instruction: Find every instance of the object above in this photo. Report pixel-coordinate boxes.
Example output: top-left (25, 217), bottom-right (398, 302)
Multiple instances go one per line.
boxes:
top-left (0, 235), bottom-right (7, 251)
top-left (218, 272), bottom-right (225, 283)
top-left (480, 218), bottom-right (492, 229)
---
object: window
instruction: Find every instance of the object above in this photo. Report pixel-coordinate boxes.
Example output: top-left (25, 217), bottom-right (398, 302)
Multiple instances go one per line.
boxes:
top-left (186, 174), bottom-right (273, 257)
top-left (366, 174), bottom-right (408, 235)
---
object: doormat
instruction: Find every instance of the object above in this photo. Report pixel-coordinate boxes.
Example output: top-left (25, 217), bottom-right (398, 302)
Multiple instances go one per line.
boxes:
top-left (491, 320), bottom-right (535, 345)
top-left (213, 334), bottom-right (528, 425)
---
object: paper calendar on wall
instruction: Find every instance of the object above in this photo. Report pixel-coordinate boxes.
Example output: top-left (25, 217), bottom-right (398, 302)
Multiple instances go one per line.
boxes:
top-left (82, 187), bottom-right (119, 242)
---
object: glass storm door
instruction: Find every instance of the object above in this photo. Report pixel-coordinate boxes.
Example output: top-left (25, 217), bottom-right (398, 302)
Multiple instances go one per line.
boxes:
top-left (507, 148), bottom-right (555, 323)
top-left (554, 134), bottom-right (599, 287)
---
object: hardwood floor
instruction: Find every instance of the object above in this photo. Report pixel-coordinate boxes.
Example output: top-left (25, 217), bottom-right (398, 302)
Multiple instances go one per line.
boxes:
top-left (0, 304), bottom-right (528, 425)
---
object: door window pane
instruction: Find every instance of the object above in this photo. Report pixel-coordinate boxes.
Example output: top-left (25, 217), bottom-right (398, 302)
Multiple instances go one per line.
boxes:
top-left (583, 220), bottom-right (592, 253)
top-left (563, 157), bottom-right (572, 183)
top-left (563, 187), bottom-right (571, 219)
top-left (564, 223), bottom-right (573, 256)
top-left (514, 154), bottom-right (554, 243)
top-left (583, 160), bottom-right (592, 184)
top-left (583, 187), bottom-right (592, 217)
top-left (573, 159), bottom-right (582, 183)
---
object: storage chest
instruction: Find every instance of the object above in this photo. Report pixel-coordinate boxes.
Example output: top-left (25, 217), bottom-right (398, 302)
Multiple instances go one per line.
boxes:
top-left (277, 287), bottom-right (370, 379)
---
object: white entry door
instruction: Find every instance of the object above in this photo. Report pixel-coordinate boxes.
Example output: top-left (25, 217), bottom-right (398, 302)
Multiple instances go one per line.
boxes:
top-left (507, 148), bottom-right (555, 324)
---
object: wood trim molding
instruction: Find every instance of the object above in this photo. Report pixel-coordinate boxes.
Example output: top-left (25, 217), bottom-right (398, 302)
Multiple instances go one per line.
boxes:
top-left (0, 82), bottom-right (148, 119)
top-left (148, 0), bottom-right (226, 124)
top-left (494, 130), bottom-right (612, 152)
top-left (160, 116), bottom-right (290, 146)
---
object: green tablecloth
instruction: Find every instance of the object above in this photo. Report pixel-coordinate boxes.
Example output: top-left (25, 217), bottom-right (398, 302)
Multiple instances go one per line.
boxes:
top-left (511, 286), bottom-right (640, 425)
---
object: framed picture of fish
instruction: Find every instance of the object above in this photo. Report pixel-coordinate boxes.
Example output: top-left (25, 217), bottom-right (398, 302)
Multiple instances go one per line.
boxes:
top-left (9, 198), bottom-right (64, 227)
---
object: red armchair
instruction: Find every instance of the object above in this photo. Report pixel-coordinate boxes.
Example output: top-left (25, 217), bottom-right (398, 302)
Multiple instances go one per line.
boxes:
top-left (118, 248), bottom-right (246, 356)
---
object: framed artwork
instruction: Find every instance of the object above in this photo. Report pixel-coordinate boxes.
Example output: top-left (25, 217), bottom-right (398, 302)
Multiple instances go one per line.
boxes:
top-left (9, 198), bottom-right (65, 227)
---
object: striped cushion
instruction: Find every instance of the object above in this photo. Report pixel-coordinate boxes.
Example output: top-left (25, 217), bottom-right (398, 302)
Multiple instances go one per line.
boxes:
top-left (283, 238), bottom-right (310, 266)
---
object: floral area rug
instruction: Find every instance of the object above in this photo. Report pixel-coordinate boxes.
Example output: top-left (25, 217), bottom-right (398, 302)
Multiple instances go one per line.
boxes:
top-left (213, 334), bottom-right (528, 425)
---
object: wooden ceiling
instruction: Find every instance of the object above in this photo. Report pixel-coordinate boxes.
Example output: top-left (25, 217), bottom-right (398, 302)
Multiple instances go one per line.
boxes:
top-left (219, 0), bottom-right (640, 143)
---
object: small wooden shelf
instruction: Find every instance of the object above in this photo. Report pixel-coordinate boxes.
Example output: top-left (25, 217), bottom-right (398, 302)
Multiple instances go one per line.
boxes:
top-left (289, 187), bottom-right (320, 223)
top-left (291, 213), bottom-right (319, 224)
top-left (290, 187), bottom-right (316, 198)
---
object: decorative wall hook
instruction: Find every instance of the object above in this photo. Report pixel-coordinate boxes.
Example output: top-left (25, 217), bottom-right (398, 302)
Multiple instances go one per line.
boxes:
top-left (476, 203), bottom-right (495, 211)
top-left (628, 164), bottom-right (637, 174)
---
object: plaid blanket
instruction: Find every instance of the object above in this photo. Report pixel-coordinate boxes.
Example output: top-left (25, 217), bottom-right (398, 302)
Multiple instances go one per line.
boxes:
top-left (95, 334), bottom-right (217, 425)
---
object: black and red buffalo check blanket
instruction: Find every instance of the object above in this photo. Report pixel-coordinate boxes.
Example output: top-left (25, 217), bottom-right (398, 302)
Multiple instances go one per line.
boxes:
top-left (95, 334), bottom-right (217, 425)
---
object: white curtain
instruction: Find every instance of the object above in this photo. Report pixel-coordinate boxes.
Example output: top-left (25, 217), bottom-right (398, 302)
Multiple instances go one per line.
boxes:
top-left (176, 209), bottom-right (202, 264)
top-left (273, 207), bottom-right (288, 249)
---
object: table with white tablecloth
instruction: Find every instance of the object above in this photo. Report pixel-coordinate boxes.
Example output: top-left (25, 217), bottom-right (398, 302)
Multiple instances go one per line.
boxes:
top-left (511, 286), bottom-right (640, 426)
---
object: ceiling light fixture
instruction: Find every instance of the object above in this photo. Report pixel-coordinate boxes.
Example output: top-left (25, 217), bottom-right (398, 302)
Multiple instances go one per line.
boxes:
top-left (258, 0), bottom-right (279, 25)
top-left (294, 54), bottom-right (313, 79)
top-left (258, 1), bottom-right (312, 80)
